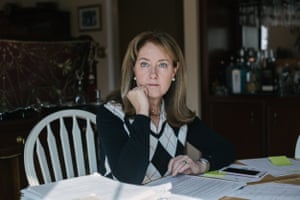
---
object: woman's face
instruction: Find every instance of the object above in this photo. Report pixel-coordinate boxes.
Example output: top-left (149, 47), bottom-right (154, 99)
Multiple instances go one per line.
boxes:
top-left (133, 42), bottom-right (178, 99)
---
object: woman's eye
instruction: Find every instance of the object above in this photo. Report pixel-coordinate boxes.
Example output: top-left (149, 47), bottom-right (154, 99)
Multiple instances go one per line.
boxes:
top-left (158, 63), bottom-right (168, 68)
top-left (140, 62), bottom-right (149, 68)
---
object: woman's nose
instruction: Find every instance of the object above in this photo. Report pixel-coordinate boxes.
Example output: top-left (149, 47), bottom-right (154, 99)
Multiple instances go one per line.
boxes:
top-left (149, 66), bottom-right (158, 78)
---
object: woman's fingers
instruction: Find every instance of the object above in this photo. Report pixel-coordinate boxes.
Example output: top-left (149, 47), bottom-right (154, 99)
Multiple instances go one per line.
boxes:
top-left (168, 155), bottom-right (193, 176)
top-left (168, 155), bottom-right (204, 176)
top-left (127, 86), bottom-right (149, 115)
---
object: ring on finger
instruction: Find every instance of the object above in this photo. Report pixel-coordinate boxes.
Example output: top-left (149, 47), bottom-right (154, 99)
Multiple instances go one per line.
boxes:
top-left (183, 160), bottom-right (188, 165)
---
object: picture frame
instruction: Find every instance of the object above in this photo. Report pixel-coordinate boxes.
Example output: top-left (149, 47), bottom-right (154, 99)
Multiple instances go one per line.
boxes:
top-left (78, 5), bottom-right (102, 31)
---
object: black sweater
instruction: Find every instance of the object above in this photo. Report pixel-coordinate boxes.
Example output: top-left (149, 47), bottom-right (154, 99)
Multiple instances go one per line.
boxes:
top-left (96, 103), bottom-right (235, 185)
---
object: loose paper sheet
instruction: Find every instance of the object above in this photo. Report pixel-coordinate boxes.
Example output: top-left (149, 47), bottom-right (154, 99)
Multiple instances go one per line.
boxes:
top-left (21, 173), bottom-right (171, 200)
top-left (228, 182), bottom-right (300, 200)
top-left (147, 174), bottom-right (245, 200)
top-left (239, 157), bottom-right (300, 176)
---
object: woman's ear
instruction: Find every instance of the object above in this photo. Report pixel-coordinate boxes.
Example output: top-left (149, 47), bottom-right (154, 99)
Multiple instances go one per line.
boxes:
top-left (173, 62), bottom-right (179, 76)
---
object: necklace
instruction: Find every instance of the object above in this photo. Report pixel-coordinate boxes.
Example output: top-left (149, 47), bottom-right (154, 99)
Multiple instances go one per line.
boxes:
top-left (150, 109), bottom-right (161, 116)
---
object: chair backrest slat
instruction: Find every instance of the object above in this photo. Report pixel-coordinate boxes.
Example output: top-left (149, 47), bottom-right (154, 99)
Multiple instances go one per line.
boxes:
top-left (24, 109), bottom-right (98, 186)
top-left (36, 139), bottom-right (52, 184)
top-left (72, 114), bottom-right (85, 176)
top-left (86, 118), bottom-right (97, 173)
top-left (59, 117), bottom-right (75, 178)
top-left (46, 124), bottom-right (63, 181)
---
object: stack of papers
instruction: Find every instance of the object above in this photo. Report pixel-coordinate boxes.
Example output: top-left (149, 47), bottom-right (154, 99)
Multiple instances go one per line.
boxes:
top-left (21, 173), bottom-right (245, 200)
top-left (228, 182), bottom-right (300, 200)
top-left (20, 157), bottom-right (300, 200)
top-left (21, 173), bottom-right (171, 200)
top-left (239, 157), bottom-right (300, 176)
top-left (147, 174), bottom-right (245, 200)
top-left (224, 157), bottom-right (300, 200)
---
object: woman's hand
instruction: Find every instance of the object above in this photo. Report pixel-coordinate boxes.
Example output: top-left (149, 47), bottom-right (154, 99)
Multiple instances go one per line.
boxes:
top-left (167, 155), bottom-right (208, 176)
top-left (127, 86), bottom-right (149, 116)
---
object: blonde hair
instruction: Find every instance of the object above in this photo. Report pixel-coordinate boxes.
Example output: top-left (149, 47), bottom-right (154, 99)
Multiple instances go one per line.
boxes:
top-left (110, 31), bottom-right (195, 127)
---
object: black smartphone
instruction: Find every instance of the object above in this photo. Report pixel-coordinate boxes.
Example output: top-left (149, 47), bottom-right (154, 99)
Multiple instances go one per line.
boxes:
top-left (220, 166), bottom-right (266, 178)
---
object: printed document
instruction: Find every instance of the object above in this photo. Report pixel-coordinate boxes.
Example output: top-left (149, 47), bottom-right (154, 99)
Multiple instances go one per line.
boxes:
top-left (147, 174), bottom-right (245, 200)
top-left (21, 173), bottom-right (171, 200)
top-left (239, 157), bottom-right (300, 176)
top-left (228, 182), bottom-right (300, 200)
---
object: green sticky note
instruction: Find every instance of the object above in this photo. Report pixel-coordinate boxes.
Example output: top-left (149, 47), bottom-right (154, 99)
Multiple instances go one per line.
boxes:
top-left (269, 156), bottom-right (292, 166)
top-left (203, 170), bottom-right (225, 178)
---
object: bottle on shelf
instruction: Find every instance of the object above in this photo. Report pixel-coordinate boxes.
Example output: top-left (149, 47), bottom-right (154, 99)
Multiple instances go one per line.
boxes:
top-left (212, 59), bottom-right (228, 96)
top-left (225, 56), bottom-right (235, 94)
top-left (260, 49), bottom-right (277, 94)
top-left (246, 48), bottom-right (260, 94)
top-left (231, 48), bottom-right (247, 95)
top-left (293, 63), bottom-right (300, 95)
top-left (278, 63), bottom-right (294, 96)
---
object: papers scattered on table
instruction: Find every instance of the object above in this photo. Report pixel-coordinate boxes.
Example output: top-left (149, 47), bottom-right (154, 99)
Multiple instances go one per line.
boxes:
top-left (20, 173), bottom-right (171, 200)
top-left (20, 157), bottom-right (300, 200)
top-left (147, 174), bottom-right (245, 200)
top-left (228, 182), bottom-right (300, 200)
top-left (238, 157), bottom-right (300, 176)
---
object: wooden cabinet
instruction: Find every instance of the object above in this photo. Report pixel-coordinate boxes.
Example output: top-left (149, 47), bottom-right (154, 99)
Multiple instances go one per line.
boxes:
top-left (0, 117), bottom-right (37, 200)
top-left (200, 0), bottom-right (300, 160)
top-left (266, 99), bottom-right (300, 157)
top-left (0, 148), bottom-right (22, 200)
top-left (203, 96), bottom-right (300, 159)
top-left (206, 97), bottom-right (265, 159)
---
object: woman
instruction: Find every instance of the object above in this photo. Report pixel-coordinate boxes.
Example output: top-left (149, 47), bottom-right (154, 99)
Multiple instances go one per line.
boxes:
top-left (97, 31), bottom-right (234, 185)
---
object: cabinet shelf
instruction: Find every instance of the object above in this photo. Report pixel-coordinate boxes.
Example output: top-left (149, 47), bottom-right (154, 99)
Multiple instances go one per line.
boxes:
top-left (204, 96), bottom-right (300, 159)
top-left (200, 0), bottom-right (300, 159)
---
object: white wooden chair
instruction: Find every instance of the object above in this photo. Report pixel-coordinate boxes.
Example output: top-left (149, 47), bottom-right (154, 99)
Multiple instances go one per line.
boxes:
top-left (295, 134), bottom-right (300, 159)
top-left (24, 109), bottom-right (99, 186)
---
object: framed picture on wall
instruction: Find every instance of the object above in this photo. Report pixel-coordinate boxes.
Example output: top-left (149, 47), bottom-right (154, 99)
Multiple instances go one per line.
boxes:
top-left (78, 5), bottom-right (102, 31)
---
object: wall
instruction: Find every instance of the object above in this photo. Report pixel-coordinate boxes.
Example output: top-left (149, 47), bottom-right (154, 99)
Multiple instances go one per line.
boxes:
top-left (184, 0), bottom-right (200, 115)
top-left (0, 0), bottom-right (201, 114)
